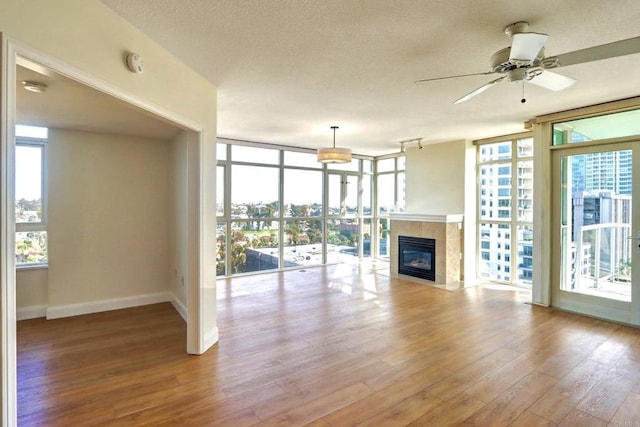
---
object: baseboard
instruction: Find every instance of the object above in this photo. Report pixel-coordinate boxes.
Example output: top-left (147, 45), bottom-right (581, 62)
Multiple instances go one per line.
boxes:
top-left (170, 293), bottom-right (187, 322)
top-left (17, 305), bottom-right (47, 321)
top-left (46, 292), bottom-right (171, 320)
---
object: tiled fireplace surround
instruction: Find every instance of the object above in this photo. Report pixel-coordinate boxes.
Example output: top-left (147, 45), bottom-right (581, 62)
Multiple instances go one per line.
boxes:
top-left (390, 213), bottom-right (463, 286)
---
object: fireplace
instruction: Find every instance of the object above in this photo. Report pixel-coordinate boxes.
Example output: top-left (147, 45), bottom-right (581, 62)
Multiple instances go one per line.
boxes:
top-left (398, 235), bottom-right (435, 281)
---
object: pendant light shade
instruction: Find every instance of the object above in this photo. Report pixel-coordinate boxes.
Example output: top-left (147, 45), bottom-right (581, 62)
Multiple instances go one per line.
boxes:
top-left (317, 126), bottom-right (352, 163)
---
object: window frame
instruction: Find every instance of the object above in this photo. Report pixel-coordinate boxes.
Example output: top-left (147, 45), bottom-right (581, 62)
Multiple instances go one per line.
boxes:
top-left (216, 139), bottom-right (381, 277)
top-left (15, 136), bottom-right (48, 268)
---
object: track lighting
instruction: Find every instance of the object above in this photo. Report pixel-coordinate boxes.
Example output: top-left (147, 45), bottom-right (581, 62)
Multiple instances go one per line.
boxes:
top-left (398, 137), bottom-right (424, 151)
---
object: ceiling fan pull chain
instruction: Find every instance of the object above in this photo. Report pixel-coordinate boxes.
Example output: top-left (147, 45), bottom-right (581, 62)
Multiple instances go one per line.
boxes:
top-left (521, 81), bottom-right (526, 104)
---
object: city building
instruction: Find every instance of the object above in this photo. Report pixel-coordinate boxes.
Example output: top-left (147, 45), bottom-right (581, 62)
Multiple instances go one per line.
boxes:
top-left (3, 1), bottom-right (640, 425)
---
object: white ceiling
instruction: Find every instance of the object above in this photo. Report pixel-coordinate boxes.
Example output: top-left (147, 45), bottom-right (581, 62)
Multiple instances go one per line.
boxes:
top-left (91, 1), bottom-right (640, 155)
top-left (17, 63), bottom-right (182, 140)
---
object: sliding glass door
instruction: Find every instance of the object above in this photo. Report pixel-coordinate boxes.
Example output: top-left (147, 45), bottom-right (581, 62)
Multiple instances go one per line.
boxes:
top-left (553, 141), bottom-right (640, 325)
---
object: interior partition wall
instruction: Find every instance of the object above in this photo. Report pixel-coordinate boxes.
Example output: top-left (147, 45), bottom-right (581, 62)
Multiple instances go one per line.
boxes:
top-left (216, 139), bottom-right (404, 277)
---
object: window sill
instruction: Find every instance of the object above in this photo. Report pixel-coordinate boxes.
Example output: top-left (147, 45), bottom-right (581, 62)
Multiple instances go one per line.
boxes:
top-left (16, 263), bottom-right (48, 271)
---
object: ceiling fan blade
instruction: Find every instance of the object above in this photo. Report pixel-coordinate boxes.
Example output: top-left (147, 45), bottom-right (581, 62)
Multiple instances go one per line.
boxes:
top-left (415, 71), bottom-right (494, 83)
top-left (550, 36), bottom-right (640, 68)
top-left (528, 70), bottom-right (576, 91)
top-left (453, 76), bottom-right (506, 104)
top-left (510, 33), bottom-right (548, 63)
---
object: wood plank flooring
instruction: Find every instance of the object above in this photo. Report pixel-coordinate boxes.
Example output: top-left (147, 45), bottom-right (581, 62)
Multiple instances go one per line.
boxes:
top-left (17, 263), bottom-right (640, 426)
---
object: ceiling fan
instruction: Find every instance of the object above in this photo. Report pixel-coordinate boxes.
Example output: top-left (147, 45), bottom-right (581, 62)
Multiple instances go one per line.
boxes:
top-left (416, 21), bottom-right (640, 104)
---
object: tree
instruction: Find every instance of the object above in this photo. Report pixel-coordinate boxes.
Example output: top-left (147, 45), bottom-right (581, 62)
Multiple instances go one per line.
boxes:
top-left (216, 233), bottom-right (226, 275)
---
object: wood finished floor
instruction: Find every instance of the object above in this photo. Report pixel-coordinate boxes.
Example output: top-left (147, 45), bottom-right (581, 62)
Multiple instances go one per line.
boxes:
top-left (17, 263), bottom-right (640, 426)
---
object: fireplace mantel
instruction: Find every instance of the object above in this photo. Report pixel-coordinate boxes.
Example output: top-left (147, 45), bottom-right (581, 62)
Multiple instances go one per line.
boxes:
top-left (389, 213), bottom-right (463, 223)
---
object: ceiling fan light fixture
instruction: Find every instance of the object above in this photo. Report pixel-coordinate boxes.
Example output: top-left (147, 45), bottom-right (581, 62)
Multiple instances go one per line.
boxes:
top-left (317, 126), bottom-right (352, 163)
top-left (508, 68), bottom-right (528, 83)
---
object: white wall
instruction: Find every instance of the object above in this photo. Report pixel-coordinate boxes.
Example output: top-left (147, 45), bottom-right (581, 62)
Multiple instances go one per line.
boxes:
top-left (15, 269), bottom-right (47, 319)
top-left (1, 0), bottom-right (217, 342)
top-left (170, 131), bottom-right (188, 318)
top-left (405, 139), bottom-right (477, 286)
top-left (2, 1), bottom-right (218, 422)
top-left (405, 140), bottom-right (467, 215)
top-left (46, 129), bottom-right (172, 313)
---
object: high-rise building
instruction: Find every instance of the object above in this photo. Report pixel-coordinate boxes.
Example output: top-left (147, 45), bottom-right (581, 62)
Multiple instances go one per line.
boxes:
top-left (572, 151), bottom-right (632, 196)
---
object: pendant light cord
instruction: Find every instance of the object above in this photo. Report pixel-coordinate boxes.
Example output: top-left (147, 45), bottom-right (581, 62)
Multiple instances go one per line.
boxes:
top-left (331, 126), bottom-right (339, 148)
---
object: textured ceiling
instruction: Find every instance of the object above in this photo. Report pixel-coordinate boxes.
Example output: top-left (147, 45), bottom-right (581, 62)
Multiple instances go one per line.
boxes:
top-left (99, 0), bottom-right (640, 155)
top-left (17, 64), bottom-right (182, 140)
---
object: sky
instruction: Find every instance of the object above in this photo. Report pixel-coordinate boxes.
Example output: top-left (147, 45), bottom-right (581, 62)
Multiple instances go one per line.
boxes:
top-left (15, 125), bottom-right (47, 201)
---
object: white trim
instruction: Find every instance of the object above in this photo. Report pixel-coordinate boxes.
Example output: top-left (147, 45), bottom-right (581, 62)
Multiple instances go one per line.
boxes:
top-left (554, 294), bottom-right (631, 325)
top-left (18, 296), bottom-right (188, 322)
top-left (2, 34), bottom-right (212, 427)
top-left (170, 293), bottom-right (188, 322)
top-left (532, 122), bottom-right (551, 305)
top-left (204, 327), bottom-right (219, 350)
top-left (13, 41), bottom-right (201, 132)
top-left (16, 305), bottom-right (46, 321)
top-left (389, 213), bottom-right (464, 223)
top-left (1, 33), bottom-right (19, 427)
top-left (46, 292), bottom-right (170, 320)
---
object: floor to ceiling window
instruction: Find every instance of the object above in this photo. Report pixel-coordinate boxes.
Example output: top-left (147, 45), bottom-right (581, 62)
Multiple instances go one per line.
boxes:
top-left (375, 155), bottom-right (405, 259)
top-left (476, 133), bottom-right (533, 286)
top-left (216, 140), bottom-right (385, 277)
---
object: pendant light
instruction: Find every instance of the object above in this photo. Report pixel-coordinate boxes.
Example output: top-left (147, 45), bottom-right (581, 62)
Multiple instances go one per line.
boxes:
top-left (317, 126), bottom-right (352, 163)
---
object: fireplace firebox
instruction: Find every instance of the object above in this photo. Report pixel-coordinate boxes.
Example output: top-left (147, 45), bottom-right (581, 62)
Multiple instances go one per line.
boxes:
top-left (398, 235), bottom-right (435, 281)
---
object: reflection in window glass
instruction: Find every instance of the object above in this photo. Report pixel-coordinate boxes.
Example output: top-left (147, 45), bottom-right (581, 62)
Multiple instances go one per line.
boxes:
top-left (231, 165), bottom-right (279, 218)
top-left (327, 219), bottom-right (359, 263)
top-left (284, 219), bottom-right (323, 267)
top-left (216, 166), bottom-right (225, 217)
top-left (230, 221), bottom-right (279, 274)
top-left (231, 145), bottom-right (279, 164)
top-left (284, 169), bottom-right (322, 217)
top-left (284, 151), bottom-right (321, 168)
